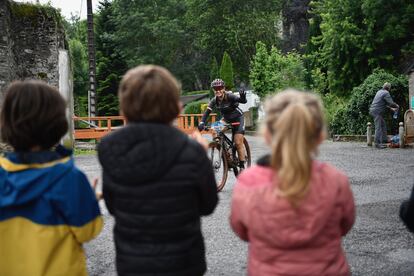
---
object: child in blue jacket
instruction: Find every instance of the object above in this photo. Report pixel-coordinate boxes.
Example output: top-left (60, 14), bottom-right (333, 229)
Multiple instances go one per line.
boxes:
top-left (0, 80), bottom-right (102, 276)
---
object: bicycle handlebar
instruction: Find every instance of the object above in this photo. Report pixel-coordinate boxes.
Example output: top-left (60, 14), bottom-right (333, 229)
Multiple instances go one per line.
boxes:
top-left (205, 122), bottom-right (239, 128)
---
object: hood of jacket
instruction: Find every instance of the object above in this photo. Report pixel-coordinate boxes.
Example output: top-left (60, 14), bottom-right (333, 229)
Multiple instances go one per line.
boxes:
top-left (238, 155), bottom-right (340, 248)
top-left (98, 122), bottom-right (189, 185)
top-left (0, 145), bottom-right (74, 208)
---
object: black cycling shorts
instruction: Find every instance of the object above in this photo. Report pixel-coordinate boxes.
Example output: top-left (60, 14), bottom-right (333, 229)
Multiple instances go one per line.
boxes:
top-left (225, 116), bottom-right (245, 135)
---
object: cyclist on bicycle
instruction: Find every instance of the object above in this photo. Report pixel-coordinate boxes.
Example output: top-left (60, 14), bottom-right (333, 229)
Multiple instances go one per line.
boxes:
top-left (198, 78), bottom-right (247, 169)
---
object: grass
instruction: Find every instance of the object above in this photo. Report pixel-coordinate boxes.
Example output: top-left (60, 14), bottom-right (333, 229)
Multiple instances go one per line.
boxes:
top-left (74, 148), bottom-right (96, 156)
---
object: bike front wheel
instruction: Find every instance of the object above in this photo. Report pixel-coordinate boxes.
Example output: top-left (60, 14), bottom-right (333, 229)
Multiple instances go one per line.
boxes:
top-left (244, 137), bottom-right (252, 167)
top-left (208, 142), bottom-right (228, 191)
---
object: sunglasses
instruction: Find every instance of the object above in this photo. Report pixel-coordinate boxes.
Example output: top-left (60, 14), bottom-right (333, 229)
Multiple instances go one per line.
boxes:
top-left (214, 87), bottom-right (224, 91)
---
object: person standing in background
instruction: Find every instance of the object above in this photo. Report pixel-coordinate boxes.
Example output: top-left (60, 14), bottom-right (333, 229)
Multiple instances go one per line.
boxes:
top-left (369, 82), bottom-right (399, 149)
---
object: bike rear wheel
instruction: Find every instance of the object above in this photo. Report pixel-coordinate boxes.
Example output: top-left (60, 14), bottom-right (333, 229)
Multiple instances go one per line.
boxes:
top-left (208, 142), bottom-right (228, 191)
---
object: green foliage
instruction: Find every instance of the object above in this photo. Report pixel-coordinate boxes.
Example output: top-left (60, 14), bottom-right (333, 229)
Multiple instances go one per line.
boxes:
top-left (74, 148), bottom-right (97, 156)
top-left (74, 95), bottom-right (88, 121)
top-left (250, 41), bottom-right (306, 99)
top-left (308, 67), bottom-right (328, 95)
top-left (329, 69), bottom-right (408, 135)
top-left (68, 38), bottom-right (88, 116)
top-left (10, 2), bottom-right (63, 27)
top-left (111, 0), bottom-right (192, 87)
top-left (308, 0), bottom-right (414, 94)
top-left (249, 41), bottom-right (269, 99)
top-left (95, 0), bottom-right (127, 116)
top-left (210, 57), bottom-right (219, 81)
top-left (181, 90), bottom-right (209, 96)
top-left (220, 51), bottom-right (235, 90)
top-left (62, 0), bottom-right (284, 92)
top-left (184, 100), bottom-right (205, 114)
top-left (63, 15), bottom-right (87, 43)
top-left (187, 0), bottom-right (283, 82)
top-left (317, 92), bottom-right (347, 134)
top-left (209, 57), bottom-right (219, 98)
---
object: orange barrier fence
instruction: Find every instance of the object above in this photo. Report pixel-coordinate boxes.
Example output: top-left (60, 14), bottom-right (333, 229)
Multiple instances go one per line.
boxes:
top-left (175, 113), bottom-right (217, 134)
top-left (73, 114), bottom-right (217, 140)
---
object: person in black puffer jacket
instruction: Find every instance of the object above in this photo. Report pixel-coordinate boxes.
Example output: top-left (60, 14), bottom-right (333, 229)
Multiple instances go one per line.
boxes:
top-left (400, 179), bottom-right (414, 233)
top-left (98, 65), bottom-right (219, 276)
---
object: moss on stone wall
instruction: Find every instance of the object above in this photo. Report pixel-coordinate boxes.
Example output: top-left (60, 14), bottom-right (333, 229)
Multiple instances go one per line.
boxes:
top-left (9, 1), bottom-right (63, 28)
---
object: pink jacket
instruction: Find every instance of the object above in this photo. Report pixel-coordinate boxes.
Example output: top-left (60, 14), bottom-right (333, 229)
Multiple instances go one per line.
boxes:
top-left (230, 159), bottom-right (355, 276)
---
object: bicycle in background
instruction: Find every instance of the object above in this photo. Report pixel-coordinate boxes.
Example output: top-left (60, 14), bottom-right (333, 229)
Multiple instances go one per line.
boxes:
top-left (206, 121), bottom-right (251, 191)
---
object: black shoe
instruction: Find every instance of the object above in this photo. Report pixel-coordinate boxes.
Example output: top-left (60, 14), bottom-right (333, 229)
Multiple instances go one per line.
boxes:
top-left (239, 161), bottom-right (245, 170)
top-left (375, 144), bottom-right (387, 149)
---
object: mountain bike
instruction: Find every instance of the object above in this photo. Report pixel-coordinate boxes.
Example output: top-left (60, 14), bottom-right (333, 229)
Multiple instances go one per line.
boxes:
top-left (206, 121), bottom-right (251, 191)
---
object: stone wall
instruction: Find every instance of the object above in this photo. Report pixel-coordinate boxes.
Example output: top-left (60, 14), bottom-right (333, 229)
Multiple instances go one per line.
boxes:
top-left (0, 0), bottom-right (16, 95)
top-left (281, 0), bottom-right (311, 53)
top-left (0, 0), bottom-right (74, 147)
top-left (0, 0), bottom-right (68, 95)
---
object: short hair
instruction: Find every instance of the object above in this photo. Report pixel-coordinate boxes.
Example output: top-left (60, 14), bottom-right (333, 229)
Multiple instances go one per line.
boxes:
top-left (0, 80), bottom-right (68, 151)
top-left (383, 82), bottom-right (391, 90)
top-left (118, 65), bottom-right (180, 124)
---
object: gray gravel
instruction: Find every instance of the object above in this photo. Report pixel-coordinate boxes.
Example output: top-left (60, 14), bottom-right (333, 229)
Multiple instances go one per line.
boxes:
top-left (78, 136), bottom-right (414, 276)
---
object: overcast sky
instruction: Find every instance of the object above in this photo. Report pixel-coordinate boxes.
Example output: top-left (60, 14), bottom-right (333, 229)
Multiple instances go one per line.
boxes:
top-left (14, 0), bottom-right (99, 19)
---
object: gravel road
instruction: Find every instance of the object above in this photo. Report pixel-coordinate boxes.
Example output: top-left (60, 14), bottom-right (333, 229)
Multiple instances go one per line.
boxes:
top-left (77, 136), bottom-right (414, 275)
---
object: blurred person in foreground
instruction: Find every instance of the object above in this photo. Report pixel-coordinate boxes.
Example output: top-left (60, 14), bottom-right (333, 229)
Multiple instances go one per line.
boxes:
top-left (0, 80), bottom-right (102, 276)
top-left (98, 65), bottom-right (218, 276)
top-left (230, 89), bottom-right (355, 276)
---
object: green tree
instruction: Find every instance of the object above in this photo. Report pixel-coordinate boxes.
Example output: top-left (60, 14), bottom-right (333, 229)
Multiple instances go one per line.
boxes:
top-left (268, 47), bottom-right (305, 91)
top-left (249, 41), bottom-right (271, 99)
top-left (65, 15), bottom-right (89, 117)
top-left (209, 57), bottom-right (219, 98)
top-left (187, 0), bottom-right (283, 82)
top-left (95, 0), bottom-right (127, 116)
top-left (308, 0), bottom-right (414, 95)
top-left (210, 57), bottom-right (219, 81)
top-left (250, 41), bottom-right (306, 99)
top-left (111, 0), bottom-right (192, 84)
top-left (220, 51), bottom-right (234, 90)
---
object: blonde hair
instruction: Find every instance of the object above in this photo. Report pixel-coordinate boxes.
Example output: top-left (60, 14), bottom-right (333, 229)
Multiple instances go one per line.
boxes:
top-left (263, 89), bottom-right (326, 207)
top-left (118, 65), bottom-right (180, 124)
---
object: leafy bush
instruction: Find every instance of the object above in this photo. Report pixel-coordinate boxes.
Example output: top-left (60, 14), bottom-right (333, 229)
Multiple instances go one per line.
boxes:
top-left (318, 92), bottom-right (347, 136)
top-left (181, 90), bottom-right (209, 96)
top-left (184, 100), bottom-right (204, 114)
top-left (250, 41), bottom-right (306, 99)
top-left (329, 69), bottom-right (408, 135)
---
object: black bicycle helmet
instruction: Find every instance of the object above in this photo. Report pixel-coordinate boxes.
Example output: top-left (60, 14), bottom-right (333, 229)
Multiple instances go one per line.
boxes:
top-left (211, 78), bottom-right (225, 88)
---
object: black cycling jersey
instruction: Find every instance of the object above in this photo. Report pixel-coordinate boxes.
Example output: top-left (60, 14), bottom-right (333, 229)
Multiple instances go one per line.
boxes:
top-left (206, 91), bottom-right (247, 121)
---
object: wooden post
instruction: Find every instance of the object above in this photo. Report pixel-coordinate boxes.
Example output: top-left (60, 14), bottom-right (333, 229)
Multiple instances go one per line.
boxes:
top-left (190, 116), bottom-right (194, 128)
top-left (399, 121), bottom-right (405, 148)
top-left (107, 118), bottom-right (112, 131)
top-left (367, 122), bottom-right (372, 146)
top-left (185, 116), bottom-right (189, 131)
